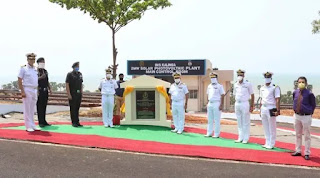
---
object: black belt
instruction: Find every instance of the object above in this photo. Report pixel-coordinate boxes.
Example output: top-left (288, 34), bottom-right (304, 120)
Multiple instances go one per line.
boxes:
top-left (295, 112), bottom-right (311, 116)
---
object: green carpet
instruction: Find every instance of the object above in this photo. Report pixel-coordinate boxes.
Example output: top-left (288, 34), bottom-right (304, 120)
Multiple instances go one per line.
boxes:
top-left (7, 125), bottom-right (289, 152)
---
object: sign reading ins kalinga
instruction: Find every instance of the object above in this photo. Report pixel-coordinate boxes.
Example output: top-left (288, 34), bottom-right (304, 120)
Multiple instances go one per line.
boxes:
top-left (127, 60), bottom-right (206, 76)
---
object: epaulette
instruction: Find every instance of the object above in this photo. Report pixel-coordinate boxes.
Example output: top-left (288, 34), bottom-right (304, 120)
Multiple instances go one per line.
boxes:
top-left (21, 64), bottom-right (26, 67)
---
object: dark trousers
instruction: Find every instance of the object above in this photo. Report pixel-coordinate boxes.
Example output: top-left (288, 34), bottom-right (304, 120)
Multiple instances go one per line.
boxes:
top-left (37, 90), bottom-right (48, 125)
top-left (68, 93), bottom-right (82, 124)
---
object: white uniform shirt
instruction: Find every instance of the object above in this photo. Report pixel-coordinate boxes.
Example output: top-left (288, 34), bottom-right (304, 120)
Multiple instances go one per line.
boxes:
top-left (234, 80), bottom-right (254, 102)
top-left (99, 79), bottom-right (118, 95)
top-left (260, 83), bottom-right (280, 105)
top-left (18, 64), bottom-right (38, 87)
top-left (169, 83), bottom-right (189, 102)
top-left (207, 83), bottom-right (225, 102)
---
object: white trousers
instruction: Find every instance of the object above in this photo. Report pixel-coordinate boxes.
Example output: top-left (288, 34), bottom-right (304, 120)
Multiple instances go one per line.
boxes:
top-left (172, 101), bottom-right (185, 132)
top-left (102, 95), bottom-right (114, 127)
top-left (294, 114), bottom-right (312, 155)
top-left (235, 102), bottom-right (250, 141)
top-left (261, 106), bottom-right (277, 147)
top-left (22, 87), bottom-right (37, 130)
top-left (207, 102), bottom-right (221, 137)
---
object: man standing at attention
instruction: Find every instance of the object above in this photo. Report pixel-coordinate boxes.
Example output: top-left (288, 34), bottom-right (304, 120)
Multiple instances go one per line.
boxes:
top-left (205, 72), bottom-right (225, 138)
top-left (36, 57), bottom-right (52, 127)
top-left (234, 69), bottom-right (254, 144)
top-left (66, 62), bottom-right (83, 127)
top-left (98, 68), bottom-right (118, 128)
top-left (115, 73), bottom-right (125, 119)
top-left (18, 53), bottom-right (41, 132)
top-left (169, 72), bottom-right (189, 134)
top-left (291, 76), bottom-right (316, 160)
top-left (259, 72), bottom-right (281, 149)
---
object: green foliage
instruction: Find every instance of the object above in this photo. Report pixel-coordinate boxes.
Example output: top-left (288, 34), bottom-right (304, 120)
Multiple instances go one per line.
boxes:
top-left (50, 82), bottom-right (58, 91)
top-left (49, 0), bottom-right (172, 32)
top-left (49, 0), bottom-right (171, 78)
top-left (312, 11), bottom-right (320, 34)
top-left (1, 81), bottom-right (18, 90)
top-left (50, 82), bottom-right (66, 92)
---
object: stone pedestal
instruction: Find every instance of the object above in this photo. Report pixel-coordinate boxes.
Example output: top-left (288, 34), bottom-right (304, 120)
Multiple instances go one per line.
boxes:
top-left (120, 75), bottom-right (171, 128)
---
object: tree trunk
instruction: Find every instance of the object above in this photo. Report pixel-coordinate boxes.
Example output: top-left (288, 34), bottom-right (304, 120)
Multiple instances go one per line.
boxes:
top-left (112, 29), bottom-right (117, 79)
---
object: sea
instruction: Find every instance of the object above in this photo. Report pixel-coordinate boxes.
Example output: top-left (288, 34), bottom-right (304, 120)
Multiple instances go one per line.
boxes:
top-left (1, 73), bottom-right (320, 96)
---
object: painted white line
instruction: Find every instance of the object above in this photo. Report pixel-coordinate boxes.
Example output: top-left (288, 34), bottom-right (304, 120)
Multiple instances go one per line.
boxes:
top-left (277, 128), bottom-right (320, 139)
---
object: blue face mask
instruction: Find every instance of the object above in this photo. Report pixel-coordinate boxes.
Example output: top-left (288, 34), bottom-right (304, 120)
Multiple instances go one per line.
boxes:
top-left (74, 67), bottom-right (79, 72)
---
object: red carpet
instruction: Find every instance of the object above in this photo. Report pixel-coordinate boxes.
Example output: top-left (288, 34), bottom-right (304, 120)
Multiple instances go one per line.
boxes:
top-left (0, 122), bottom-right (319, 167)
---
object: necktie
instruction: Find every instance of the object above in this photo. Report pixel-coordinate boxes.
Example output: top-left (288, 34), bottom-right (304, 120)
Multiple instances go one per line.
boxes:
top-left (296, 90), bottom-right (303, 113)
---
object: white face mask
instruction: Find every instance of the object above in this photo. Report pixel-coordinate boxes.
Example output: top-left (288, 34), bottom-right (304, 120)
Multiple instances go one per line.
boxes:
top-left (38, 63), bottom-right (45, 69)
top-left (265, 78), bottom-right (272, 84)
top-left (106, 74), bottom-right (112, 79)
top-left (174, 78), bottom-right (180, 83)
top-left (237, 76), bottom-right (244, 82)
top-left (211, 78), bottom-right (217, 84)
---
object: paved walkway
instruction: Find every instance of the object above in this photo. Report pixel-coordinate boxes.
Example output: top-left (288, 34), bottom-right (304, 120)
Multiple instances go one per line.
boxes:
top-left (0, 104), bottom-right (71, 115)
top-left (189, 112), bottom-right (320, 128)
top-left (1, 139), bottom-right (319, 177)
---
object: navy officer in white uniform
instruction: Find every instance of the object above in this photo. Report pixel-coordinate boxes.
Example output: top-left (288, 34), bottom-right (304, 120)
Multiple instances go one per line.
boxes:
top-left (233, 69), bottom-right (254, 143)
top-left (169, 72), bottom-right (189, 134)
top-left (205, 72), bottom-right (225, 138)
top-left (259, 71), bottom-right (281, 149)
top-left (18, 53), bottom-right (41, 132)
top-left (98, 68), bottom-right (118, 128)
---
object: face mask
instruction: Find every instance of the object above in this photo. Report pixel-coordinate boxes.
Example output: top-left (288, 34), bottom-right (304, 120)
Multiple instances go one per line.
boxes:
top-left (74, 67), bottom-right (79, 72)
top-left (106, 74), bottom-right (112, 79)
top-left (298, 83), bottom-right (306, 89)
top-left (237, 76), bottom-right (243, 82)
top-left (120, 77), bottom-right (124, 81)
top-left (38, 63), bottom-right (45, 69)
top-left (174, 78), bottom-right (180, 83)
top-left (211, 78), bottom-right (217, 84)
top-left (265, 78), bottom-right (272, 84)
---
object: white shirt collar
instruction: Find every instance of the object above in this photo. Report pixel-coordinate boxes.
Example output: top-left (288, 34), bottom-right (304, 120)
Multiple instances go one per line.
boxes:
top-left (27, 64), bottom-right (35, 69)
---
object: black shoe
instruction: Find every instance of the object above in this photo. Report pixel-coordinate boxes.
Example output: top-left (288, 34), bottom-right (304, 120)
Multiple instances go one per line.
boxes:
top-left (77, 123), bottom-right (83, 127)
top-left (39, 124), bottom-right (46, 128)
top-left (45, 123), bottom-right (52, 126)
top-left (72, 124), bottom-right (78, 127)
top-left (291, 152), bottom-right (302, 156)
top-left (305, 155), bottom-right (310, 160)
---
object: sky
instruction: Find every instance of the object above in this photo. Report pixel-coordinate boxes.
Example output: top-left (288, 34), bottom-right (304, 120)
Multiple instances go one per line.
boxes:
top-left (0, 0), bottom-right (320, 85)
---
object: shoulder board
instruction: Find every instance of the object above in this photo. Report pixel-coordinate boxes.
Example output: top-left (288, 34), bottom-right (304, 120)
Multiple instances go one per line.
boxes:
top-left (21, 65), bottom-right (26, 67)
top-left (246, 80), bottom-right (249, 82)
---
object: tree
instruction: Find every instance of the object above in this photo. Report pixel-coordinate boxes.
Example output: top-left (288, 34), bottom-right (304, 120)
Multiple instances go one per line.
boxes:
top-left (49, 0), bottom-right (172, 78)
top-left (312, 11), bottom-right (320, 34)
top-left (50, 82), bottom-right (59, 92)
top-left (1, 81), bottom-right (19, 90)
